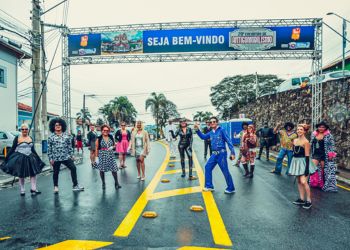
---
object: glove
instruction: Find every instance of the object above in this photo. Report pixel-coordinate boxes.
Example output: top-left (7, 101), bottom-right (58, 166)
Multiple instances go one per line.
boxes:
top-left (304, 156), bottom-right (310, 176)
top-left (95, 158), bottom-right (99, 165)
top-left (108, 146), bottom-right (114, 151)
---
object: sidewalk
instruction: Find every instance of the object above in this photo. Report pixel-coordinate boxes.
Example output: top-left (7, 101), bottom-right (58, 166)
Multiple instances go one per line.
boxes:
top-left (0, 152), bottom-right (84, 187)
top-left (261, 149), bottom-right (350, 187)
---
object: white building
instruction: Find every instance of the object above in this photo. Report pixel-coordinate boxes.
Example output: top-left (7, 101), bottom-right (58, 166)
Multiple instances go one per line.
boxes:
top-left (0, 37), bottom-right (31, 131)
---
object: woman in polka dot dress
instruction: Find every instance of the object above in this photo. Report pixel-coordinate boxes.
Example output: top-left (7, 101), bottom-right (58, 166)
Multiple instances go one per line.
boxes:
top-left (93, 125), bottom-right (121, 190)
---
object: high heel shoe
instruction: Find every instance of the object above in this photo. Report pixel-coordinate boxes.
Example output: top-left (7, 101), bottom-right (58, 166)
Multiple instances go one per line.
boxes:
top-left (102, 183), bottom-right (106, 190)
top-left (115, 183), bottom-right (122, 189)
top-left (30, 189), bottom-right (41, 195)
top-left (20, 191), bottom-right (25, 196)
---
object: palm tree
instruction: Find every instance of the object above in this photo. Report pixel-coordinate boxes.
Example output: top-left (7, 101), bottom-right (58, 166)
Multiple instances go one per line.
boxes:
top-left (145, 92), bottom-right (169, 139)
top-left (193, 111), bottom-right (213, 122)
top-left (98, 96), bottom-right (137, 128)
top-left (76, 108), bottom-right (92, 138)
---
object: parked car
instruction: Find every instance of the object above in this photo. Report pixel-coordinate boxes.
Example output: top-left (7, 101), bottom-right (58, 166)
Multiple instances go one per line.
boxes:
top-left (0, 131), bottom-right (19, 157)
top-left (276, 76), bottom-right (310, 93)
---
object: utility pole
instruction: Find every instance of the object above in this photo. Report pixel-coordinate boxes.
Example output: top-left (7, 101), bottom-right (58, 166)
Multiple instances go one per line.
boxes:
top-left (255, 72), bottom-right (258, 100)
top-left (31, 0), bottom-right (42, 153)
top-left (41, 21), bottom-right (48, 142)
top-left (83, 94), bottom-right (86, 139)
top-left (342, 19), bottom-right (347, 77)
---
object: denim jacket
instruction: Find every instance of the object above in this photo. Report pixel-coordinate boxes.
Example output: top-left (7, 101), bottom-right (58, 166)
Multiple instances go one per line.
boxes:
top-left (196, 126), bottom-right (235, 155)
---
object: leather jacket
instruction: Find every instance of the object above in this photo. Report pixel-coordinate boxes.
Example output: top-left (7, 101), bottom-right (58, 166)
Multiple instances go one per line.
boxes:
top-left (170, 127), bottom-right (193, 147)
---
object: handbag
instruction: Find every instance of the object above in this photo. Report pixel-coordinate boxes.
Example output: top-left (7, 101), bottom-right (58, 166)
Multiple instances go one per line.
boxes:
top-left (309, 168), bottom-right (324, 189)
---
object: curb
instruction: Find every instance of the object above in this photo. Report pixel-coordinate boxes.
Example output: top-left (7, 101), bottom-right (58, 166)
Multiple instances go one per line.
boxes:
top-left (0, 156), bottom-right (84, 187)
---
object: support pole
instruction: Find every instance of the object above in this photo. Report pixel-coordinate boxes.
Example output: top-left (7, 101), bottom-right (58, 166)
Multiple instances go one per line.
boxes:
top-left (41, 21), bottom-right (48, 141)
top-left (32, 0), bottom-right (42, 153)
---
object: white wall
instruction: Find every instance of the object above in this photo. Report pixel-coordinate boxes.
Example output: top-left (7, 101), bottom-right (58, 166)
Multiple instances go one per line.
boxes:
top-left (0, 50), bottom-right (17, 131)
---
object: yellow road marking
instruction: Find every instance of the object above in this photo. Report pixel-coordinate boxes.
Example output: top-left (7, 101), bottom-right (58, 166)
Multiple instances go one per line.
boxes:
top-left (114, 141), bottom-right (170, 237)
top-left (178, 246), bottom-right (228, 250)
top-left (193, 151), bottom-right (233, 247)
top-left (0, 236), bottom-right (11, 241)
top-left (164, 169), bottom-right (197, 175)
top-left (265, 155), bottom-right (350, 192)
top-left (169, 159), bottom-right (181, 162)
top-left (336, 184), bottom-right (350, 191)
top-left (36, 240), bottom-right (113, 250)
top-left (149, 186), bottom-right (202, 200)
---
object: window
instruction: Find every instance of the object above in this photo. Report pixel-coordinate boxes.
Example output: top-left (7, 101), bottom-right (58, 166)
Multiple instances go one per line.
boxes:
top-left (0, 132), bottom-right (8, 140)
top-left (291, 78), bottom-right (301, 86)
top-left (0, 67), bottom-right (7, 87)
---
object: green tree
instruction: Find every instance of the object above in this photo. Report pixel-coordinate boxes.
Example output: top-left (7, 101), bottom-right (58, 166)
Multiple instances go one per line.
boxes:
top-left (96, 118), bottom-right (104, 126)
top-left (193, 111), bottom-right (213, 122)
top-left (210, 74), bottom-right (284, 120)
top-left (76, 108), bottom-right (92, 138)
top-left (98, 96), bottom-right (137, 128)
top-left (145, 92), bottom-right (179, 139)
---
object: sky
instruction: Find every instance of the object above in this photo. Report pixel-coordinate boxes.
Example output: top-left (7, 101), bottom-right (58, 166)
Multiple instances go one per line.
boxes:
top-left (1, 0), bottom-right (350, 124)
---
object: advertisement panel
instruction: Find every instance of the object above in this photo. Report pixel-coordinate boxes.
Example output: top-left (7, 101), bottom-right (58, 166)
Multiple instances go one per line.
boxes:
top-left (68, 34), bottom-right (101, 57)
top-left (143, 26), bottom-right (315, 53)
top-left (68, 26), bottom-right (315, 57)
top-left (101, 31), bottom-right (143, 55)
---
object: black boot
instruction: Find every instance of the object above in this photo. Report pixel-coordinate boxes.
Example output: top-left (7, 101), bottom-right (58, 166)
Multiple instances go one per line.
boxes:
top-left (100, 171), bottom-right (106, 189)
top-left (249, 165), bottom-right (255, 178)
top-left (243, 164), bottom-right (250, 177)
top-left (188, 166), bottom-right (193, 180)
top-left (181, 159), bottom-right (186, 177)
top-left (112, 172), bottom-right (121, 189)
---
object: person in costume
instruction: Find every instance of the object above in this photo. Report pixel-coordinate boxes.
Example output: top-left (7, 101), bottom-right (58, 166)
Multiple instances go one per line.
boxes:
top-left (1, 123), bottom-right (45, 196)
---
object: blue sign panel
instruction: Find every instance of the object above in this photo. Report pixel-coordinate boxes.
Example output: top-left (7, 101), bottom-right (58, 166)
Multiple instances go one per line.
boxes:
top-left (143, 26), bottom-right (315, 53)
top-left (68, 34), bottom-right (101, 57)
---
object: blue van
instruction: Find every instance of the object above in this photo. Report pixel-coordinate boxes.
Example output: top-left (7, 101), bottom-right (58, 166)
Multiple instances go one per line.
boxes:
top-left (220, 118), bottom-right (253, 145)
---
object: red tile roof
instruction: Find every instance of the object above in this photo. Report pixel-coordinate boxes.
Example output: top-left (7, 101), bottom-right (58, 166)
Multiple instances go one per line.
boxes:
top-left (18, 102), bottom-right (59, 117)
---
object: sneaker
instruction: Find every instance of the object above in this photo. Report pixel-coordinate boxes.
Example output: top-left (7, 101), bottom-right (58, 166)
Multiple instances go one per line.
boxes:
top-left (203, 187), bottom-right (215, 192)
top-left (72, 185), bottom-right (84, 191)
top-left (137, 175), bottom-right (141, 179)
top-left (141, 177), bottom-right (145, 181)
top-left (302, 201), bottom-right (312, 209)
top-left (292, 198), bottom-right (305, 205)
top-left (224, 189), bottom-right (236, 194)
top-left (20, 191), bottom-right (25, 196)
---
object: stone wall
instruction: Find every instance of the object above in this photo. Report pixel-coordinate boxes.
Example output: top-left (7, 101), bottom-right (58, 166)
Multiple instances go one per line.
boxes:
top-left (233, 77), bottom-right (350, 170)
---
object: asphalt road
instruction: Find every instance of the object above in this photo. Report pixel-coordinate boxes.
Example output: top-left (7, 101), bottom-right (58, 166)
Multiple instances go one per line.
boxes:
top-left (0, 138), bottom-right (349, 250)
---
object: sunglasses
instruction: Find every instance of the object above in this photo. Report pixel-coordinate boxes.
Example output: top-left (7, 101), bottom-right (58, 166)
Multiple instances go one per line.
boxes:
top-left (55, 124), bottom-right (61, 127)
top-left (21, 128), bottom-right (28, 131)
top-left (121, 125), bottom-right (126, 127)
top-left (102, 130), bottom-right (109, 132)
top-left (210, 120), bottom-right (217, 124)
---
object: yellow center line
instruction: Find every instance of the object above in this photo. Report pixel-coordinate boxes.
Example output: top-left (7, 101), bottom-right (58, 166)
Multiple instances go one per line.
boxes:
top-left (36, 240), bottom-right (113, 250)
top-left (0, 236), bottom-right (11, 241)
top-left (149, 186), bottom-right (202, 200)
top-left (114, 141), bottom-right (170, 237)
top-left (164, 169), bottom-right (197, 175)
top-left (192, 151), bottom-right (233, 247)
top-left (178, 247), bottom-right (228, 250)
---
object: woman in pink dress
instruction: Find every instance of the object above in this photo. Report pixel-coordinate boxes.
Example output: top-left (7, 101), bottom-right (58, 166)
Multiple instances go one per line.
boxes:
top-left (115, 122), bottom-right (131, 169)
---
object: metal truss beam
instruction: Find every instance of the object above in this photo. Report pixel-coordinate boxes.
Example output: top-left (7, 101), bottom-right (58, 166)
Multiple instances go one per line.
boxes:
top-left (65, 51), bottom-right (315, 65)
top-left (68, 18), bottom-right (321, 34)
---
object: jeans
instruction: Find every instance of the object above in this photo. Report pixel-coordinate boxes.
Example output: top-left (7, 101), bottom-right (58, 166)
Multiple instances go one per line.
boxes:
top-left (53, 159), bottom-right (78, 187)
top-left (258, 139), bottom-right (270, 159)
top-left (275, 148), bottom-right (293, 174)
top-left (205, 151), bottom-right (235, 191)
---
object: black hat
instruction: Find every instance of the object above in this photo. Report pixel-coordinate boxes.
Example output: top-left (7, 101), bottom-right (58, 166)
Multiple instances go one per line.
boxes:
top-left (242, 122), bottom-right (249, 129)
top-left (284, 122), bottom-right (295, 130)
top-left (316, 121), bottom-right (329, 130)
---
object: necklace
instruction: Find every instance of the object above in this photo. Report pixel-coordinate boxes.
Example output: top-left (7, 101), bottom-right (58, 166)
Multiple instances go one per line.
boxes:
top-left (293, 145), bottom-right (302, 154)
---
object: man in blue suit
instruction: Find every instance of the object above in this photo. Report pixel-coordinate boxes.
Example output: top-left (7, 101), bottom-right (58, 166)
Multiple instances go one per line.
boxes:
top-left (194, 117), bottom-right (236, 194)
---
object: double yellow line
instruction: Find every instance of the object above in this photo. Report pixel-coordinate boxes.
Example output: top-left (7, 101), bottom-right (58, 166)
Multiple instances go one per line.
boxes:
top-left (114, 141), bottom-right (233, 247)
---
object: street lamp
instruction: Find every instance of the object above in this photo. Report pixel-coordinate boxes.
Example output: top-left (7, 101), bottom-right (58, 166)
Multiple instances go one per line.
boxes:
top-left (326, 12), bottom-right (350, 76)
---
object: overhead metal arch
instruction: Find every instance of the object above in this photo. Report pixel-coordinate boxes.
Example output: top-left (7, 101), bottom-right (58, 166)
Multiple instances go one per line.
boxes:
top-left (61, 18), bottom-right (323, 130)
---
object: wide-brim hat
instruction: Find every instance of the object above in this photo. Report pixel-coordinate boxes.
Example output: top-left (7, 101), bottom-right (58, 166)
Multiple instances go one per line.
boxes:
top-left (316, 121), bottom-right (329, 130)
top-left (284, 122), bottom-right (295, 130)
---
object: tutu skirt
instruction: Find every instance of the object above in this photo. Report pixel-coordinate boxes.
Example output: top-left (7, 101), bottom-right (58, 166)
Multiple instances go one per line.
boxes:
top-left (289, 157), bottom-right (317, 176)
top-left (0, 152), bottom-right (45, 178)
